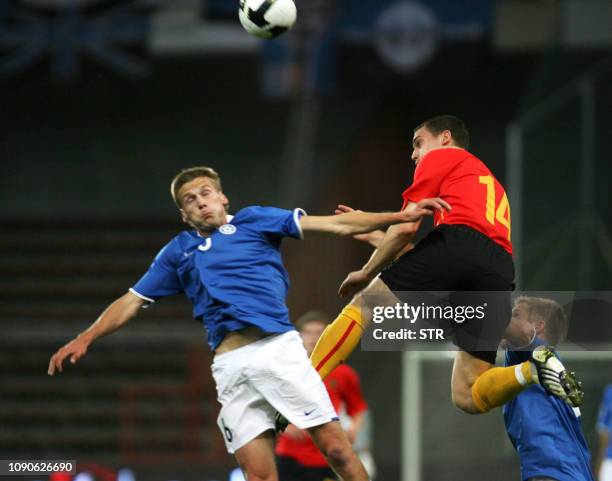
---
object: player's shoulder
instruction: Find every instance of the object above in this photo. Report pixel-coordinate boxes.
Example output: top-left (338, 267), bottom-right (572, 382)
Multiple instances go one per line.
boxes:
top-left (233, 205), bottom-right (296, 226)
top-left (233, 205), bottom-right (282, 220)
top-left (158, 230), bottom-right (200, 259)
top-left (174, 230), bottom-right (201, 248)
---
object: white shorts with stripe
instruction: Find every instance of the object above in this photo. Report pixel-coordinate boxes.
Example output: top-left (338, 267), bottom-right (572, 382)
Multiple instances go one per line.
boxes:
top-left (211, 330), bottom-right (338, 454)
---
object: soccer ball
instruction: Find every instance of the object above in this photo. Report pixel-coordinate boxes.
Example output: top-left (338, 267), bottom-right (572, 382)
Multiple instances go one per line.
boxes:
top-left (238, 0), bottom-right (297, 39)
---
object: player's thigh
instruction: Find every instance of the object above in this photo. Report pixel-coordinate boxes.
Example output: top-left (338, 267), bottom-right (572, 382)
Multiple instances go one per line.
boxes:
top-left (449, 289), bottom-right (511, 363)
top-left (352, 277), bottom-right (399, 318)
top-left (234, 430), bottom-right (277, 481)
top-left (212, 355), bottom-right (277, 454)
top-left (451, 350), bottom-right (492, 397)
top-left (252, 332), bottom-right (338, 429)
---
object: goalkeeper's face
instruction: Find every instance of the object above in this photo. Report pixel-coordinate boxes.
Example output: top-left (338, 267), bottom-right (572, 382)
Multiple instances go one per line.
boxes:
top-left (300, 320), bottom-right (327, 356)
top-left (178, 176), bottom-right (229, 234)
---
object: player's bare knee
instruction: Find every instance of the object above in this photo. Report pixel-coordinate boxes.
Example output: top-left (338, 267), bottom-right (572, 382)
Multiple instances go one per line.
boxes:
top-left (451, 385), bottom-right (480, 414)
top-left (324, 443), bottom-right (352, 470)
top-left (453, 397), bottom-right (481, 415)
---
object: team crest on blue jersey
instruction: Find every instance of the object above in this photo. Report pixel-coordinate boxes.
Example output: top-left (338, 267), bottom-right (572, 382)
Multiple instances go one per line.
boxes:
top-left (219, 224), bottom-right (237, 235)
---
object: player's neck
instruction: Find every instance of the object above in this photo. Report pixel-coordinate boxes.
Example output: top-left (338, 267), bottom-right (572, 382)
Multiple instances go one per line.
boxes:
top-left (196, 214), bottom-right (229, 237)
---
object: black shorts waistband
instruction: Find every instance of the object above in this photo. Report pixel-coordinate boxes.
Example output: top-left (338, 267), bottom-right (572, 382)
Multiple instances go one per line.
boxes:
top-left (435, 224), bottom-right (512, 259)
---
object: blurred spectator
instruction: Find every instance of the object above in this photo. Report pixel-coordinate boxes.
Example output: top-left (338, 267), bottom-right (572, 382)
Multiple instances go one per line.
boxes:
top-left (116, 468), bottom-right (136, 481)
top-left (275, 310), bottom-right (374, 480)
top-left (49, 474), bottom-right (72, 481)
top-left (595, 384), bottom-right (612, 481)
top-left (73, 474), bottom-right (95, 481)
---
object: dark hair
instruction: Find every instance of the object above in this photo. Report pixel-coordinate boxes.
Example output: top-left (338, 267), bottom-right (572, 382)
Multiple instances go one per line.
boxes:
top-left (295, 310), bottom-right (332, 331)
top-left (514, 297), bottom-right (568, 346)
top-left (170, 166), bottom-right (223, 208)
top-left (415, 115), bottom-right (470, 149)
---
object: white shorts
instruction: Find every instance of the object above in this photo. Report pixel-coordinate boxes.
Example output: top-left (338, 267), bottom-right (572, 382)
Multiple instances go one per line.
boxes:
top-left (601, 459), bottom-right (612, 481)
top-left (211, 330), bottom-right (338, 454)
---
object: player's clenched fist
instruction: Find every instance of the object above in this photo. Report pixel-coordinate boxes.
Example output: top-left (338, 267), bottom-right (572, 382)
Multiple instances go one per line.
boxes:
top-left (48, 335), bottom-right (90, 375)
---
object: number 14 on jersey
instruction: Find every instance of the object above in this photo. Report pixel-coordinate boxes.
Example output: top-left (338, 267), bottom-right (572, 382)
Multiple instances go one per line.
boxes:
top-left (479, 175), bottom-right (511, 241)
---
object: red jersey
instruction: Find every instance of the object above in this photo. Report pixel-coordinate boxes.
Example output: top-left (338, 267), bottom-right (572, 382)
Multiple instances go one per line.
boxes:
top-left (275, 364), bottom-right (368, 467)
top-left (402, 147), bottom-right (513, 254)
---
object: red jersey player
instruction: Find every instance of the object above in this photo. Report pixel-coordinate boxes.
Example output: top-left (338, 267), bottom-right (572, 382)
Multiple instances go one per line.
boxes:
top-left (276, 311), bottom-right (369, 481)
top-left (296, 115), bottom-right (582, 426)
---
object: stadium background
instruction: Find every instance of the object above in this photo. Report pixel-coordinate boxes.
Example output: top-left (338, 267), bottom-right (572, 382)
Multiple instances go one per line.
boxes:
top-left (1, 0), bottom-right (611, 480)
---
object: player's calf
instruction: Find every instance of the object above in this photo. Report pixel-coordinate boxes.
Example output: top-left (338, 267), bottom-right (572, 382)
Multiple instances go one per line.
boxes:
top-left (308, 421), bottom-right (369, 481)
top-left (454, 351), bottom-right (533, 414)
top-left (466, 346), bottom-right (584, 414)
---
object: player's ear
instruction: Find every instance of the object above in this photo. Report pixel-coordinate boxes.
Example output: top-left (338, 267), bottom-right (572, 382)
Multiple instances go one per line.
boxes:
top-left (441, 130), bottom-right (452, 146)
top-left (533, 316), bottom-right (546, 335)
top-left (179, 209), bottom-right (189, 224)
top-left (220, 192), bottom-right (229, 207)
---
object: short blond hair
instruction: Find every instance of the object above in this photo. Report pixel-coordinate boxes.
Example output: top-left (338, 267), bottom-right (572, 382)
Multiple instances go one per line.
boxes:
top-left (514, 296), bottom-right (568, 346)
top-left (170, 166), bottom-right (223, 208)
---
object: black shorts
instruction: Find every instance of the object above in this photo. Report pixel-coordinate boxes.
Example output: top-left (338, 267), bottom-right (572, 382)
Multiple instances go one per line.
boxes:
top-left (276, 456), bottom-right (337, 481)
top-left (379, 224), bottom-right (515, 364)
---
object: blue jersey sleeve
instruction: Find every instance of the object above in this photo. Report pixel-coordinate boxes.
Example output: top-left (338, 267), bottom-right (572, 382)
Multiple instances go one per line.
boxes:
top-left (242, 206), bottom-right (305, 241)
top-left (130, 239), bottom-right (183, 304)
top-left (597, 385), bottom-right (612, 433)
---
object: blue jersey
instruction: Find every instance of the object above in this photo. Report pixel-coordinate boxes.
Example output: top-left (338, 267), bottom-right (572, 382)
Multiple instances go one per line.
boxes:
top-left (597, 385), bottom-right (612, 459)
top-left (131, 206), bottom-right (305, 350)
top-left (503, 340), bottom-right (594, 481)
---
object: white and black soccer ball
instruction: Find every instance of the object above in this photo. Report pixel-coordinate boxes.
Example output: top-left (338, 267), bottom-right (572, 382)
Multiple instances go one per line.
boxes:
top-left (238, 0), bottom-right (297, 39)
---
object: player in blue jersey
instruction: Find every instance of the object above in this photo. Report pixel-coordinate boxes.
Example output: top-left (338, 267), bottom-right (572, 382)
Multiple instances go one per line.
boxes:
top-left (47, 166), bottom-right (449, 481)
top-left (504, 296), bottom-right (594, 481)
top-left (595, 385), bottom-right (612, 481)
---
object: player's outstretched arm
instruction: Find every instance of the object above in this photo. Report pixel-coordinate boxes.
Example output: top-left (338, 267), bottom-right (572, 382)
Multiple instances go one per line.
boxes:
top-left (300, 197), bottom-right (450, 236)
top-left (335, 204), bottom-right (386, 247)
top-left (48, 291), bottom-right (144, 375)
